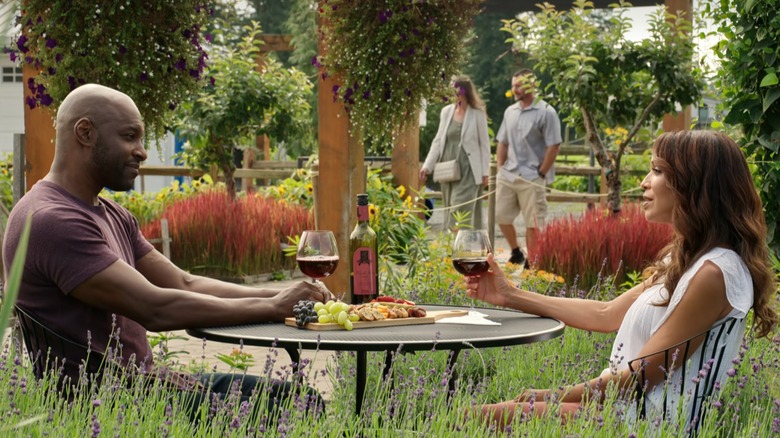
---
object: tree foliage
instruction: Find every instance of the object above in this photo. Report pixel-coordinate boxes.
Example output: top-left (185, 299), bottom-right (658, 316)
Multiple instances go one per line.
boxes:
top-left (706, 0), bottom-right (780, 256)
top-left (502, 0), bottom-right (705, 212)
top-left (174, 22), bottom-right (313, 199)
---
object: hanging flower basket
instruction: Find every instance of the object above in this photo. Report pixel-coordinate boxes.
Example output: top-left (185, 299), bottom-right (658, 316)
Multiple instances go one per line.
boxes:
top-left (317, 0), bottom-right (482, 153)
top-left (10, 1), bottom-right (211, 142)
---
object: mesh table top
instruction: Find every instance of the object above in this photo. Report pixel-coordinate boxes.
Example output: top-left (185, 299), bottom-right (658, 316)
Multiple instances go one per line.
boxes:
top-left (187, 305), bottom-right (564, 353)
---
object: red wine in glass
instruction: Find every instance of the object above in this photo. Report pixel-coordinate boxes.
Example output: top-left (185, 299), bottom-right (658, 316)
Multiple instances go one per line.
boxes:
top-left (297, 255), bottom-right (339, 279)
top-left (452, 257), bottom-right (490, 276)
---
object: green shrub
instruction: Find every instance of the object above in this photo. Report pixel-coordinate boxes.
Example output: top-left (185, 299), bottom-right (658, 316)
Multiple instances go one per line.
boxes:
top-left (0, 153), bottom-right (13, 229)
top-left (101, 176), bottom-right (214, 226)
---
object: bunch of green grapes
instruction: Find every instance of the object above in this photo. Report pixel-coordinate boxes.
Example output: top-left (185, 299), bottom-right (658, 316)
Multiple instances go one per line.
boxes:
top-left (315, 300), bottom-right (360, 330)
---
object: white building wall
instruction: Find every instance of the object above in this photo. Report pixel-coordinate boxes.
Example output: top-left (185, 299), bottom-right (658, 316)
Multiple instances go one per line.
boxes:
top-left (0, 58), bottom-right (24, 156)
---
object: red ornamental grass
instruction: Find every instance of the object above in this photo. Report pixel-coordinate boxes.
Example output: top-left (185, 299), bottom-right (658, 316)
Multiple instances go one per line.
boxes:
top-left (531, 203), bottom-right (673, 290)
top-left (141, 191), bottom-right (314, 277)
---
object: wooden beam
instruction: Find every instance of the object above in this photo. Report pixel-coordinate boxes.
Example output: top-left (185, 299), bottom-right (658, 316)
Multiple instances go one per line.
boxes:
top-left (259, 34), bottom-right (293, 52)
top-left (22, 64), bottom-right (56, 191)
top-left (483, 0), bottom-right (662, 14)
top-left (662, 0), bottom-right (693, 132)
top-left (316, 20), bottom-right (364, 298)
top-left (391, 118), bottom-right (420, 202)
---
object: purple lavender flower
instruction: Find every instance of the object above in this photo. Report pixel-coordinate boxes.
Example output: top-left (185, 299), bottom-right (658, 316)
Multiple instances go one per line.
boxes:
top-left (91, 415), bottom-right (100, 437)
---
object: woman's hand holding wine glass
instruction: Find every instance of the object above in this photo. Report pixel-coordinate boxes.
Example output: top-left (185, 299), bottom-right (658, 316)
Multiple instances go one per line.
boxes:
top-left (452, 229), bottom-right (492, 276)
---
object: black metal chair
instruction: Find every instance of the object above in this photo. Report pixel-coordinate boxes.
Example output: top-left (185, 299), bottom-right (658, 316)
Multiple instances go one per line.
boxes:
top-left (628, 317), bottom-right (742, 436)
top-left (14, 306), bottom-right (106, 384)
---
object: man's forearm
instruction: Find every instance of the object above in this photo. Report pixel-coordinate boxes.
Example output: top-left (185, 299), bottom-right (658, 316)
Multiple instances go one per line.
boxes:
top-left (182, 274), bottom-right (281, 299)
top-left (497, 143), bottom-right (508, 166)
top-left (539, 144), bottom-right (560, 175)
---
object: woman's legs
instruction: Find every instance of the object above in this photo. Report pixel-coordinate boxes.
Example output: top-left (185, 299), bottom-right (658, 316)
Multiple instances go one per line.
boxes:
top-left (477, 400), bottom-right (582, 430)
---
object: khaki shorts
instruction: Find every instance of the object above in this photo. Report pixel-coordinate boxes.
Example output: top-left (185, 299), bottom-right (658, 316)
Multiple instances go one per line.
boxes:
top-left (495, 176), bottom-right (547, 228)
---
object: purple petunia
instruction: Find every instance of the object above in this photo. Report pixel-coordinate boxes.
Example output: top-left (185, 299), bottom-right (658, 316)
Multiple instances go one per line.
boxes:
top-left (16, 35), bottom-right (28, 54)
top-left (174, 58), bottom-right (186, 70)
top-left (45, 38), bottom-right (57, 49)
top-left (25, 96), bottom-right (36, 110)
top-left (139, 72), bottom-right (149, 82)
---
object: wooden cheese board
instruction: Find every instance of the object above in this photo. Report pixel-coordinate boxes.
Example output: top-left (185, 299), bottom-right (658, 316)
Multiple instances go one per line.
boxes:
top-left (285, 309), bottom-right (468, 331)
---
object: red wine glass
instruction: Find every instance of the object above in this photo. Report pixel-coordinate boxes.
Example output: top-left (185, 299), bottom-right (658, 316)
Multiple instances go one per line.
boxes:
top-left (296, 230), bottom-right (339, 284)
top-left (452, 230), bottom-right (492, 276)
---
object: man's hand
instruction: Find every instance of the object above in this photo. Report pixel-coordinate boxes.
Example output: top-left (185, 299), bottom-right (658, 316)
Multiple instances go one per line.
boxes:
top-left (270, 281), bottom-right (335, 320)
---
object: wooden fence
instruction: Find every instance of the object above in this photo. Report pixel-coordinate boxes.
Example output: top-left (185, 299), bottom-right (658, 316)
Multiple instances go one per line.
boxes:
top-left (138, 145), bottom-right (646, 204)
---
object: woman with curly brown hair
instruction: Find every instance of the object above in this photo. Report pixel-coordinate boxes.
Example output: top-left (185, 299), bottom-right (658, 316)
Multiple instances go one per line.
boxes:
top-left (464, 130), bottom-right (778, 427)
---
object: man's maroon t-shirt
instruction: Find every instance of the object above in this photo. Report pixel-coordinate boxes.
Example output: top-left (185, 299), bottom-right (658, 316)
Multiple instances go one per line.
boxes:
top-left (3, 180), bottom-right (155, 379)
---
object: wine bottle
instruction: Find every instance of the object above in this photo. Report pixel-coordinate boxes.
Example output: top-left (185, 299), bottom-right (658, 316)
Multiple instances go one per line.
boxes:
top-left (350, 194), bottom-right (378, 304)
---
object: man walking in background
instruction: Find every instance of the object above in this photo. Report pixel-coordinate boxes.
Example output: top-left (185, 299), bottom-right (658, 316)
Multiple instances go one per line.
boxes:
top-left (495, 69), bottom-right (561, 266)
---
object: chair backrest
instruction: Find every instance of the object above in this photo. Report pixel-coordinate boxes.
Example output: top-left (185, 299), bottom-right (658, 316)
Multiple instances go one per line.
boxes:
top-left (14, 306), bottom-right (105, 383)
top-left (628, 317), bottom-right (743, 436)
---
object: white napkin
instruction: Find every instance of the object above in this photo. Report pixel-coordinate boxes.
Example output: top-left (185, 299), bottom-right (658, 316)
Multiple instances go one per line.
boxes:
top-left (436, 310), bottom-right (501, 326)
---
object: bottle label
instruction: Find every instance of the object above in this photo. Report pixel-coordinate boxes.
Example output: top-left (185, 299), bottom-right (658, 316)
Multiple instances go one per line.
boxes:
top-left (357, 204), bottom-right (369, 222)
top-left (352, 246), bottom-right (377, 295)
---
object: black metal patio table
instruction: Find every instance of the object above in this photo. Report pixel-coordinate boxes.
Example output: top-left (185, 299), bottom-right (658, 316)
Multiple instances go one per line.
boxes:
top-left (186, 305), bottom-right (564, 415)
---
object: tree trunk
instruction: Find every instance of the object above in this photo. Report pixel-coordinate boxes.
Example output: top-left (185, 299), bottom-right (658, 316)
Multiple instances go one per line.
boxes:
top-left (223, 163), bottom-right (236, 200)
top-left (582, 106), bottom-right (621, 212)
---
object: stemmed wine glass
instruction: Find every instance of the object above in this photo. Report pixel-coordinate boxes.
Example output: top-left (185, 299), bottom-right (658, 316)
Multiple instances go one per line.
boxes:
top-left (296, 230), bottom-right (339, 284)
top-left (451, 229), bottom-right (492, 276)
top-left (452, 229), bottom-right (492, 311)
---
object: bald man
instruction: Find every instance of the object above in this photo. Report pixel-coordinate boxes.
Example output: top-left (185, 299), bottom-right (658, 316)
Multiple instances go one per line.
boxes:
top-left (3, 84), bottom-right (326, 417)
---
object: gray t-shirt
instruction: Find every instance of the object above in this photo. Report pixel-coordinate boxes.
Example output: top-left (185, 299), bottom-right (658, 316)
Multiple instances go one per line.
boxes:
top-left (3, 180), bottom-right (154, 381)
top-left (496, 99), bottom-right (562, 183)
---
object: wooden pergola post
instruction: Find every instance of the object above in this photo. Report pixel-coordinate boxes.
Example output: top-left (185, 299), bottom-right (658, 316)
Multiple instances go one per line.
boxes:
top-left (22, 64), bottom-right (56, 192)
top-left (391, 117), bottom-right (420, 200)
top-left (662, 0), bottom-right (693, 132)
top-left (316, 26), bottom-right (365, 298)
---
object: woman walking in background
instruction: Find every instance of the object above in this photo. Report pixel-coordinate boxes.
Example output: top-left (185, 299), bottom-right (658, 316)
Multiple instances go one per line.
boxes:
top-left (420, 76), bottom-right (491, 230)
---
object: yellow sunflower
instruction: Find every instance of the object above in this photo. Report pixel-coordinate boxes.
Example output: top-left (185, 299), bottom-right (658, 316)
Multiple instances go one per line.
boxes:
top-left (368, 204), bottom-right (379, 221)
top-left (305, 183), bottom-right (314, 194)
